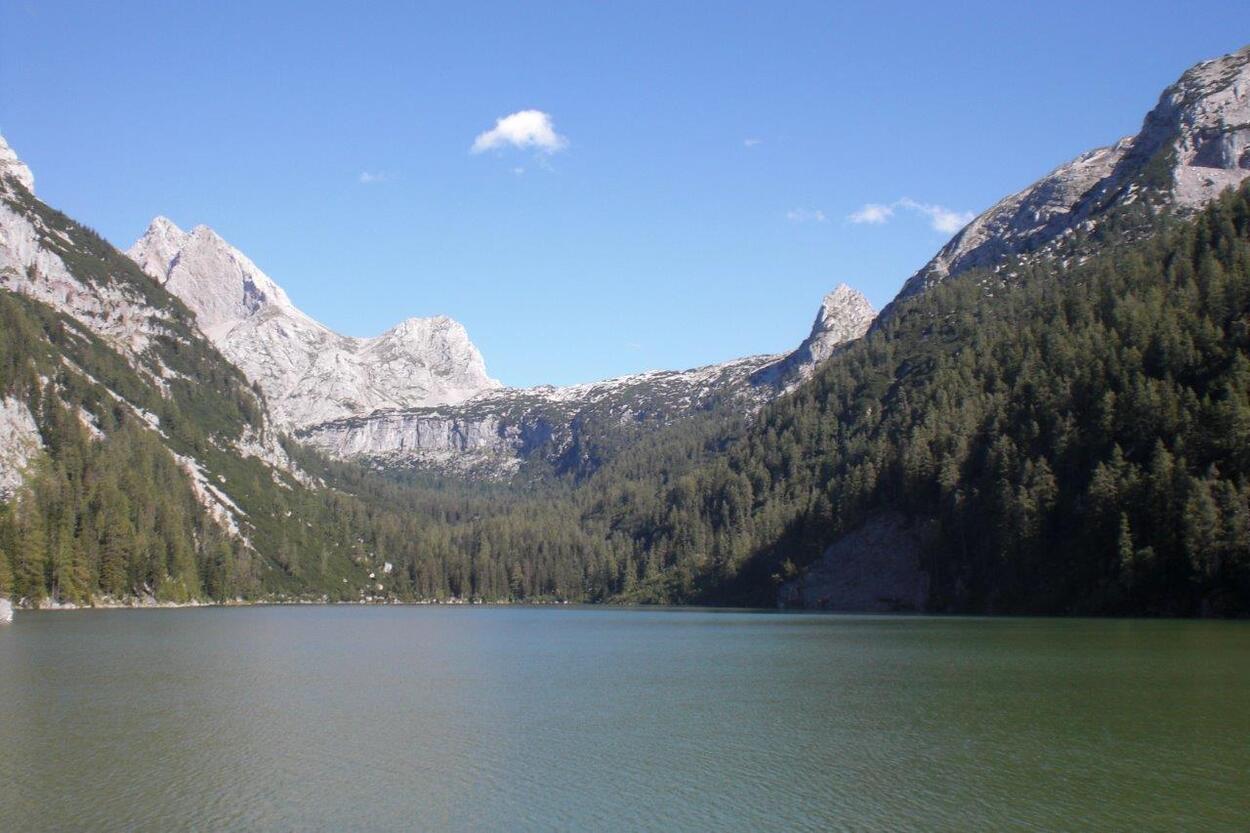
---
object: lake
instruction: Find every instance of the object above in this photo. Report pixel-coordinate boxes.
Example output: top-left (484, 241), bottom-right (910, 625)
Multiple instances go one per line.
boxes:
top-left (0, 607), bottom-right (1246, 832)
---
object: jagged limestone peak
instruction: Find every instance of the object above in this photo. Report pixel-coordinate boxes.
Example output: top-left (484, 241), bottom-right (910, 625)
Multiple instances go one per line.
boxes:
top-left (0, 133), bottom-right (35, 194)
top-left (895, 42), bottom-right (1250, 302)
top-left (126, 220), bottom-right (500, 427)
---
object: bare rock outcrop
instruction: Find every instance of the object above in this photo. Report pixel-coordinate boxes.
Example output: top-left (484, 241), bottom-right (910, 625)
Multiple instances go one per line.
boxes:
top-left (127, 219), bottom-right (501, 429)
top-left (778, 512), bottom-right (931, 612)
top-left (896, 44), bottom-right (1250, 302)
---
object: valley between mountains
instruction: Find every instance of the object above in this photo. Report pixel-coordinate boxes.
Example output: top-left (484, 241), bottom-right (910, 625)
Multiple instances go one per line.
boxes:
top-left (125, 215), bottom-right (876, 478)
top-left (1, 44), bottom-right (1249, 614)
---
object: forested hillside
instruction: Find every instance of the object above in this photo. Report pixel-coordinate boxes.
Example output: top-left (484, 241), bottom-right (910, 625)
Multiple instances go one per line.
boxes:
top-left (580, 186), bottom-right (1250, 615)
top-left (271, 184), bottom-right (1250, 615)
top-left (0, 181), bottom-right (365, 603)
top-left (4, 169), bottom-right (1250, 615)
top-left (0, 165), bottom-right (632, 605)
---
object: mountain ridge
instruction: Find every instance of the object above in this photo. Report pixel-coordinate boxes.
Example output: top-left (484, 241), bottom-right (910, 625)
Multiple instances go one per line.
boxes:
top-left (127, 217), bottom-right (501, 429)
top-left (297, 284), bottom-right (876, 477)
top-left (3, 41), bottom-right (1250, 614)
top-left (127, 215), bottom-right (876, 475)
top-left (893, 44), bottom-right (1250, 305)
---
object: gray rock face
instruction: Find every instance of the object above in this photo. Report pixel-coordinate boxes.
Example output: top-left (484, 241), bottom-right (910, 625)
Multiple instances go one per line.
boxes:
top-left (1, 162), bottom-right (173, 360)
top-left (0, 135), bottom-right (34, 195)
top-left (777, 512), bottom-right (931, 612)
top-left (897, 44), bottom-right (1250, 301)
top-left (0, 597), bottom-right (12, 624)
top-left (0, 396), bottom-right (41, 501)
top-left (798, 284), bottom-right (879, 365)
top-left (300, 289), bottom-right (876, 476)
top-left (299, 354), bottom-right (782, 475)
top-left (0, 136), bottom-right (304, 527)
top-left (126, 212), bottom-right (876, 476)
top-left (754, 284), bottom-right (876, 389)
top-left (127, 219), bottom-right (501, 429)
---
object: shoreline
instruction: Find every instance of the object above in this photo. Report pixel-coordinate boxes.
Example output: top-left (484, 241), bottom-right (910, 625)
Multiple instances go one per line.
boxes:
top-left (3, 596), bottom-right (578, 613)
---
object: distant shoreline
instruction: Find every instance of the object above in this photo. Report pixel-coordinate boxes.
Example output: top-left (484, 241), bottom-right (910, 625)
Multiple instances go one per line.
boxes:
top-left (5, 596), bottom-right (576, 612)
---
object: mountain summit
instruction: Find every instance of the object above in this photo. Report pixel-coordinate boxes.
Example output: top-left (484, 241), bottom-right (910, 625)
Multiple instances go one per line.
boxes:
top-left (127, 212), bottom-right (875, 474)
top-left (127, 218), bottom-right (500, 428)
top-left (751, 284), bottom-right (876, 390)
top-left (0, 134), bottom-right (34, 194)
top-left (896, 44), bottom-right (1250, 301)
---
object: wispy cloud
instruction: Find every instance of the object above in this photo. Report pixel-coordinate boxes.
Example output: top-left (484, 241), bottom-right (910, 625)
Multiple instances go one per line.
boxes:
top-left (848, 203), bottom-right (894, 224)
top-left (848, 197), bottom-right (973, 234)
top-left (471, 110), bottom-right (568, 155)
top-left (358, 171), bottom-right (387, 185)
top-left (743, 137), bottom-right (763, 148)
top-left (897, 198), bottom-right (975, 233)
top-left (786, 208), bottom-right (827, 223)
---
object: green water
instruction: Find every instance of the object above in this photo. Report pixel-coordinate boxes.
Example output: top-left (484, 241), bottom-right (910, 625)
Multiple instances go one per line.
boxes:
top-left (0, 607), bottom-right (1246, 832)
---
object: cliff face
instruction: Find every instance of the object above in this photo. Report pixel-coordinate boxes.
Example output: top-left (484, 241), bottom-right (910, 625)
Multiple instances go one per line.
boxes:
top-left (777, 512), bottom-right (931, 612)
top-left (298, 355), bottom-right (780, 476)
top-left (299, 293), bottom-right (877, 477)
top-left (128, 220), bottom-right (876, 477)
top-left (0, 135), bottom-right (306, 543)
top-left (0, 396), bottom-right (40, 501)
top-left (127, 219), bottom-right (500, 429)
top-left (896, 45), bottom-right (1250, 302)
top-left (0, 135), bottom-right (34, 194)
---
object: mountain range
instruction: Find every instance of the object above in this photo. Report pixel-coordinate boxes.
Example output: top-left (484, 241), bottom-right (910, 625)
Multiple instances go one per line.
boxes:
top-left (1, 43), bottom-right (1248, 613)
top-left (125, 216), bottom-right (876, 476)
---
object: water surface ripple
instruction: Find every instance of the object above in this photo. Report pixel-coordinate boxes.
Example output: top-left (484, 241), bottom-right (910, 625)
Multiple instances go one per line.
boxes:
top-left (0, 607), bottom-right (1246, 832)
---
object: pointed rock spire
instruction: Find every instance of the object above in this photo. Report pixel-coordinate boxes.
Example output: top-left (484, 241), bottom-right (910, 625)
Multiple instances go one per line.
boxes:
top-left (755, 284), bottom-right (876, 389)
top-left (0, 134), bottom-right (35, 194)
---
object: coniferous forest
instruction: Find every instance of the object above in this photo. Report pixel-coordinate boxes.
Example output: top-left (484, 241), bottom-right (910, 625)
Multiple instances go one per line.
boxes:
top-left (3, 181), bottom-right (1250, 615)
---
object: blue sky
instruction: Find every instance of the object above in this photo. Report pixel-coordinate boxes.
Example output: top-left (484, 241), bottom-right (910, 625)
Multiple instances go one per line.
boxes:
top-left (2, 1), bottom-right (1246, 386)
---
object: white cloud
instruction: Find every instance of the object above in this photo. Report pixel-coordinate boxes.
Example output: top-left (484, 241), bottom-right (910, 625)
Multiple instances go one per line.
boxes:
top-left (471, 110), bottom-right (568, 155)
top-left (786, 208), bottom-right (827, 223)
top-left (743, 137), bottom-right (763, 147)
top-left (848, 203), bottom-right (894, 224)
top-left (848, 197), bottom-right (973, 234)
top-left (897, 197), bottom-right (975, 234)
top-left (358, 171), bottom-right (387, 185)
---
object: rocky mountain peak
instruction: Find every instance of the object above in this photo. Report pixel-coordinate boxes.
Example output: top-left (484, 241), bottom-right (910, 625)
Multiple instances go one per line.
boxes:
top-left (386, 315), bottom-right (459, 338)
top-left (128, 216), bottom-right (300, 340)
top-left (126, 220), bottom-right (499, 428)
top-left (1137, 43), bottom-right (1250, 208)
top-left (750, 284), bottom-right (876, 390)
top-left (0, 134), bottom-right (35, 194)
top-left (803, 284), bottom-right (877, 364)
top-left (816, 284), bottom-right (874, 333)
top-left (894, 43), bottom-right (1250, 303)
